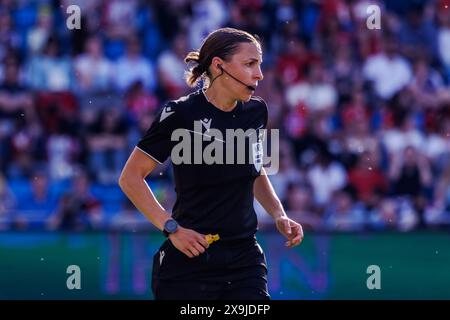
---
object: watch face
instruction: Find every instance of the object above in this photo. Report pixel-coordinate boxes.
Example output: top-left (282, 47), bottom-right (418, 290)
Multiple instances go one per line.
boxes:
top-left (165, 219), bottom-right (178, 233)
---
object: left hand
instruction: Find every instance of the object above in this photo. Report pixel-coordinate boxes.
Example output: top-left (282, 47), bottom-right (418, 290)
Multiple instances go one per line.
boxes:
top-left (275, 216), bottom-right (304, 248)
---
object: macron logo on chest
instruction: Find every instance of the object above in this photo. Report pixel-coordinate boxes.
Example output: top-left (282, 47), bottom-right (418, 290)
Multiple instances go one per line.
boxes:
top-left (200, 118), bottom-right (212, 131)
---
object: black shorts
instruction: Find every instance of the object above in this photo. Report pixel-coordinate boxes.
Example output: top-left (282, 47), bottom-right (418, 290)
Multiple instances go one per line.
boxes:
top-left (151, 236), bottom-right (270, 300)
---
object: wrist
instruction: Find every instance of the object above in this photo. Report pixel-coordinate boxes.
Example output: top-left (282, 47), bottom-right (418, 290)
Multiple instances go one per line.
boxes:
top-left (162, 218), bottom-right (179, 237)
top-left (157, 211), bottom-right (172, 231)
top-left (271, 201), bottom-right (286, 218)
top-left (273, 210), bottom-right (287, 220)
top-left (168, 230), bottom-right (179, 240)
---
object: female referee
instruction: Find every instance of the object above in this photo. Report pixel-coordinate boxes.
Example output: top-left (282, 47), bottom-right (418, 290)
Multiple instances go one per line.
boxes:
top-left (119, 27), bottom-right (304, 300)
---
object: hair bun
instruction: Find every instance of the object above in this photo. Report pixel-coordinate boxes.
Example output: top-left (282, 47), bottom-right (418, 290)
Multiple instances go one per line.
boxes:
top-left (192, 64), bottom-right (204, 76)
top-left (184, 51), bottom-right (200, 64)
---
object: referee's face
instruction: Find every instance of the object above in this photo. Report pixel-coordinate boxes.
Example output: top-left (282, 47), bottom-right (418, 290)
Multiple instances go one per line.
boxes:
top-left (226, 42), bottom-right (263, 102)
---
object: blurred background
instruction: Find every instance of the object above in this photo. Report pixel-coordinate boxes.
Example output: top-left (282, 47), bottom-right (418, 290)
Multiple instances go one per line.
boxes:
top-left (0, 0), bottom-right (450, 299)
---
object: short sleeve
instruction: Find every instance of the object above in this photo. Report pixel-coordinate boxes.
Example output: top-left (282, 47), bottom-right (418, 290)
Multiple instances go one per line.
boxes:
top-left (136, 102), bottom-right (180, 164)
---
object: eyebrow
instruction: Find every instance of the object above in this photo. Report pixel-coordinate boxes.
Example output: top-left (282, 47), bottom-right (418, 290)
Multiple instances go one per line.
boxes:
top-left (246, 58), bottom-right (263, 64)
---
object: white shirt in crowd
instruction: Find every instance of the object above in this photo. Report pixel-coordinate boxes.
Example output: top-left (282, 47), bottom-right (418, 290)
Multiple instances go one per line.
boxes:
top-left (363, 53), bottom-right (413, 99)
top-left (74, 54), bottom-right (113, 92)
top-left (114, 56), bottom-right (156, 92)
top-left (307, 162), bottom-right (347, 206)
top-left (285, 81), bottom-right (338, 112)
top-left (382, 129), bottom-right (425, 154)
top-left (438, 27), bottom-right (450, 68)
top-left (157, 50), bottom-right (187, 88)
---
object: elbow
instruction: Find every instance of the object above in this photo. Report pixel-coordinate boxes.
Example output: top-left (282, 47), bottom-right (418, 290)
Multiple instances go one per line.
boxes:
top-left (118, 170), bottom-right (129, 191)
top-left (118, 168), bottom-right (145, 192)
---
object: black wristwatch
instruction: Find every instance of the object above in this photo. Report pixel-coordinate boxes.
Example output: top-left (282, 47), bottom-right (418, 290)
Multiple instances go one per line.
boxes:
top-left (163, 219), bottom-right (179, 237)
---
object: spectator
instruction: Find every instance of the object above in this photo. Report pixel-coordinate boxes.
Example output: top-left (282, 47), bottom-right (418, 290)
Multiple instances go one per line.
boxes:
top-left (74, 35), bottom-right (113, 93)
top-left (285, 62), bottom-right (338, 115)
top-left (26, 36), bottom-right (74, 91)
top-left (340, 89), bottom-right (381, 162)
top-left (110, 198), bottom-right (150, 232)
top-left (48, 168), bottom-right (102, 231)
top-left (382, 109), bottom-right (426, 155)
top-left (156, 33), bottom-right (190, 99)
top-left (114, 35), bottom-right (156, 92)
top-left (102, 0), bottom-right (138, 39)
top-left (283, 182), bottom-right (321, 231)
top-left (86, 108), bottom-right (128, 185)
top-left (0, 8), bottom-right (21, 64)
top-left (425, 161), bottom-right (450, 225)
top-left (368, 198), bottom-right (399, 230)
top-left (348, 151), bottom-right (388, 208)
top-left (363, 35), bottom-right (413, 100)
top-left (188, 0), bottom-right (228, 49)
top-left (16, 169), bottom-right (58, 229)
top-left (426, 116), bottom-right (450, 170)
top-left (397, 3), bottom-right (438, 62)
top-left (268, 140), bottom-right (304, 201)
top-left (0, 172), bottom-right (15, 230)
top-left (323, 187), bottom-right (366, 232)
top-left (0, 56), bottom-right (39, 178)
top-left (46, 120), bottom-right (80, 181)
top-left (369, 197), bottom-right (419, 231)
top-left (389, 146), bottom-right (432, 227)
top-left (389, 146), bottom-right (432, 196)
top-left (409, 58), bottom-right (445, 109)
top-left (125, 81), bottom-right (159, 124)
top-left (437, 0), bottom-right (450, 80)
top-left (255, 66), bottom-right (284, 129)
top-left (26, 5), bottom-right (52, 55)
top-left (275, 38), bottom-right (310, 88)
top-left (307, 150), bottom-right (347, 207)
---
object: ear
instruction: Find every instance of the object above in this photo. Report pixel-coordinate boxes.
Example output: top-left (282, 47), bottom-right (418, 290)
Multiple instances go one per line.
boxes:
top-left (211, 57), bottom-right (224, 72)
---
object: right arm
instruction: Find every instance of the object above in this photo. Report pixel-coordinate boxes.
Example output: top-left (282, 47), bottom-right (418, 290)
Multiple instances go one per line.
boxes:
top-left (118, 147), bottom-right (168, 230)
top-left (118, 147), bottom-right (209, 257)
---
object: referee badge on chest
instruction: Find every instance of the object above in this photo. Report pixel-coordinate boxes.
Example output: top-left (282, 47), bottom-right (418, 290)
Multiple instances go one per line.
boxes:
top-left (252, 141), bottom-right (263, 172)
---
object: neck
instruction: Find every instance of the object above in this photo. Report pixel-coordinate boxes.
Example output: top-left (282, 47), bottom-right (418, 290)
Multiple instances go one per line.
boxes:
top-left (204, 86), bottom-right (237, 112)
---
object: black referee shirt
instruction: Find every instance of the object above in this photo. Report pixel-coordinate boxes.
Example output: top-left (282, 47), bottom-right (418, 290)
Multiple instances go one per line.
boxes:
top-left (137, 89), bottom-right (268, 241)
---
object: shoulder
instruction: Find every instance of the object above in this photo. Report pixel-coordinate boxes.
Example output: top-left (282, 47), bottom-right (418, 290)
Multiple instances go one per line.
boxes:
top-left (166, 90), bottom-right (202, 111)
top-left (241, 96), bottom-right (268, 128)
top-left (244, 95), bottom-right (268, 125)
top-left (157, 90), bottom-right (201, 122)
top-left (172, 90), bottom-right (202, 106)
top-left (244, 95), bottom-right (268, 113)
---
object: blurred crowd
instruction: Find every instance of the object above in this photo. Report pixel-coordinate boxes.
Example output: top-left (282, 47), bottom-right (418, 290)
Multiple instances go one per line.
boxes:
top-left (1, 0), bottom-right (450, 232)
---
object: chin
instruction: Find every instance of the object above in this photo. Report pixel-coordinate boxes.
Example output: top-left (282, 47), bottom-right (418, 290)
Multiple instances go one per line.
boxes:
top-left (241, 93), bottom-right (253, 102)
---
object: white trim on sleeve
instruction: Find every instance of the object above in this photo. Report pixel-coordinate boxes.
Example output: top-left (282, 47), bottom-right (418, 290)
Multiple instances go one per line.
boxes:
top-left (136, 146), bottom-right (163, 164)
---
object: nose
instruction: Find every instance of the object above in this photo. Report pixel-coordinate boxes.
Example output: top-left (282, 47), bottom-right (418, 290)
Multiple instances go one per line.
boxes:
top-left (254, 66), bottom-right (263, 81)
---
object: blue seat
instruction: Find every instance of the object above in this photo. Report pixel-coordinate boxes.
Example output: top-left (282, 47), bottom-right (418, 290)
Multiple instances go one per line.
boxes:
top-left (8, 178), bottom-right (30, 199)
top-left (91, 184), bottom-right (126, 202)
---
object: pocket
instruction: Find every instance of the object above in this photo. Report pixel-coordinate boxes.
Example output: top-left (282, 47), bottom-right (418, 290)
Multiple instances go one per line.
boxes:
top-left (256, 242), bottom-right (264, 255)
top-left (157, 240), bottom-right (175, 268)
top-left (151, 249), bottom-right (161, 295)
top-left (254, 242), bottom-right (268, 269)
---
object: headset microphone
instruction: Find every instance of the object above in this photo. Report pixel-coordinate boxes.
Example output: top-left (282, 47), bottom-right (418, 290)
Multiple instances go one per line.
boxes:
top-left (218, 65), bottom-right (256, 91)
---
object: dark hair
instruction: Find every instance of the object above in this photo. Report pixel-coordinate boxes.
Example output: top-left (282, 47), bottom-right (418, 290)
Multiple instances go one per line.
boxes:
top-left (184, 27), bottom-right (261, 88)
